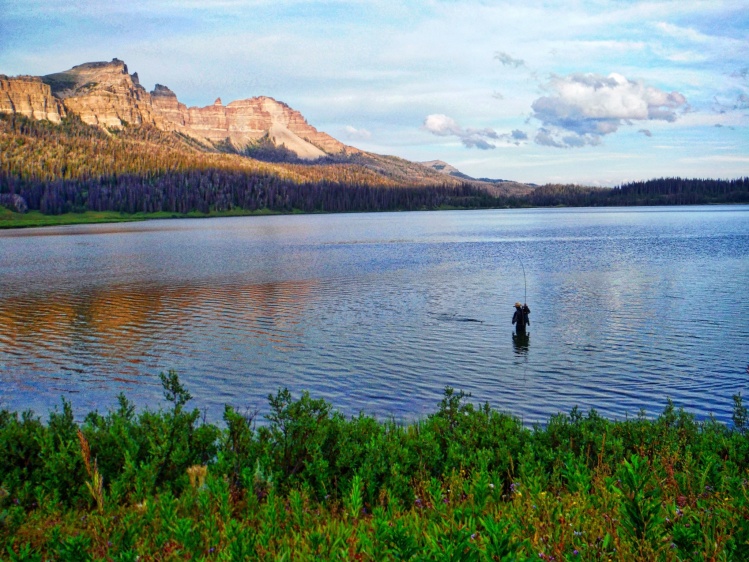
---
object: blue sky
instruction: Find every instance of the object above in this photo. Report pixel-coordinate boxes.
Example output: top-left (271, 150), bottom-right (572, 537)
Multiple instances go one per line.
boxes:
top-left (1, 0), bottom-right (747, 185)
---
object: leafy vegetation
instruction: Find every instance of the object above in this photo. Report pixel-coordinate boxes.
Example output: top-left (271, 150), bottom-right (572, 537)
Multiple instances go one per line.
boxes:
top-left (2, 374), bottom-right (749, 560)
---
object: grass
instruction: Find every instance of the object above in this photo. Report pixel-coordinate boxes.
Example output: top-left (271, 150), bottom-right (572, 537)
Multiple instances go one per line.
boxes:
top-left (2, 374), bottom-right (749, 560)
top-left (0, 207), bottom-right (283, 229)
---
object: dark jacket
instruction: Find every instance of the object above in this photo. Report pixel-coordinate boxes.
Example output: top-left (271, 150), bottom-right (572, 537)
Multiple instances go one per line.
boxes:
top-left (512, 305), bottom-right (530, 328)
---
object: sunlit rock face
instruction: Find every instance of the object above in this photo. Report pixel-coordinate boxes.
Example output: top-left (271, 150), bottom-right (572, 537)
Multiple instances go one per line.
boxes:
top-left (0, 58), bottom-right (356, 160)
top-left (41, 58), bottom-right (163, 129)
top-left (152, 91), bottom-right (355, 159)
top-left (0, 75), bottom-right (65, 123)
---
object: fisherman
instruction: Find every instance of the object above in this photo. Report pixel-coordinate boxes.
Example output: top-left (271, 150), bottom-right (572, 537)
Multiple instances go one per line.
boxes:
top-left (512, 302), bottom-right (530, 333)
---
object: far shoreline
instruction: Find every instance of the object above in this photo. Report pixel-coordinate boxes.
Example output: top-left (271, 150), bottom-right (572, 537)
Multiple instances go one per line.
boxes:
top-left (2, 202), bottom-right (747, 231)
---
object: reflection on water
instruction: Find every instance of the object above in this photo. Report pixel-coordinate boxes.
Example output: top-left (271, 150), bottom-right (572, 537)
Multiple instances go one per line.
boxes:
top-left (1, 206), bottom-right (748, 425)
top-left (512, 332), bottom-right (530, 356)
top-left (0, 278), bottom-right (316, 373)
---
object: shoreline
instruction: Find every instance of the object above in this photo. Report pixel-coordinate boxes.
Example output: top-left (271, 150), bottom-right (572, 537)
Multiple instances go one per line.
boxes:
top-left (2, 201), bottom-right (746, 230)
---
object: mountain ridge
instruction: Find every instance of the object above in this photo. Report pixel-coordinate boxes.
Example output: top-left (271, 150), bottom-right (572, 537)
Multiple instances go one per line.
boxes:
top-left (2, 58), bottom-right (356, 161)
top-left (0, 58), bottom-right (535, 196)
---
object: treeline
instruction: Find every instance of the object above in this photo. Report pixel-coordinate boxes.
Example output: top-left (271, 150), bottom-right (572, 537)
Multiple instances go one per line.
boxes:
top-left (526, 178), bottom-right (749, 207)
top-left (3, 169), bottom-right (746, 217)
top-left (0, 170), bottom-right (497, 215)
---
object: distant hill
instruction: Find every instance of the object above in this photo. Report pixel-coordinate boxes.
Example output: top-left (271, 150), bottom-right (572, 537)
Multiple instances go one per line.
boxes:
top-left (420, 160), bottom-right (534, 197)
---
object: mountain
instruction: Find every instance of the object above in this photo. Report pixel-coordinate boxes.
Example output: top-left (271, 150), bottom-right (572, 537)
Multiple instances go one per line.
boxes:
top-left (0, 58), bottom-right (351, 161)
top-left (2, 58), bottom-right (478, 193)
top-left (420, 160), bottom-right (533, 196)
top-left (0, 58), bottom-right (554, 219)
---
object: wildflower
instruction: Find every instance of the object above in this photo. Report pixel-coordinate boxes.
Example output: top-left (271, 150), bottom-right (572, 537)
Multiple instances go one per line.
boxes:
top-left (670, 543), bottom-right (677, 549)
top-left (489, 483), bottom-right (495, 489)
top-left (573, 550), bottom-right (579, 556)
top-left (470, 533), bottom-right (477, 541)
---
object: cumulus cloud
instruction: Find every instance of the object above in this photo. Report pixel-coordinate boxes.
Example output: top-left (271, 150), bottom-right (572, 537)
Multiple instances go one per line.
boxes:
top-left (494, 51), bottom-right (525, 68)
top-left (343, 125), bottom-right (371, 140)
top-left (423, 114), bottom-right (497, 149)
top-left (530, 72), bottom-right (687, 148)
top-left (423, 114), bottom-right (528, 149)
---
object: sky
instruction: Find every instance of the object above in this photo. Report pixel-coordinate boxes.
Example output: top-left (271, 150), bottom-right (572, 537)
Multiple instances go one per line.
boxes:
top-left (1, 0), bottom-right (747, 185)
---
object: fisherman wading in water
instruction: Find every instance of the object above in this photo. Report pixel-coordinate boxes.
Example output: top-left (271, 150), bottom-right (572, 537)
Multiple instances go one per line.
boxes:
top-left (512, 302), bottom-right (530, 334)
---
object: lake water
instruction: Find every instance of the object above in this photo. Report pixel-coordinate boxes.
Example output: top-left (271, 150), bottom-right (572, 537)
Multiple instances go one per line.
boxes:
top-left (1, 206), bottom-right (748, 425)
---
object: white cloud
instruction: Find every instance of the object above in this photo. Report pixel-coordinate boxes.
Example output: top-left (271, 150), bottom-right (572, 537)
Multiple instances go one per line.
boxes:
top-left (531, 72), bottom-right (688, 148)
top-left (423, 114), bottom-right (528, 150)
top-left (343, 125), bottom-right (372, 140)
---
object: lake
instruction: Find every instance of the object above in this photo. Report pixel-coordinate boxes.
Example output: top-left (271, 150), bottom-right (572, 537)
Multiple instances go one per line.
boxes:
top-left (1, 206), bottom-right (748, 425)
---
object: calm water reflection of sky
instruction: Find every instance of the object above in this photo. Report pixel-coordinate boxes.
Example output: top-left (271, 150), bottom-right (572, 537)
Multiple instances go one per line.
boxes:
top-left (1, 206), bottom-right (748, 426)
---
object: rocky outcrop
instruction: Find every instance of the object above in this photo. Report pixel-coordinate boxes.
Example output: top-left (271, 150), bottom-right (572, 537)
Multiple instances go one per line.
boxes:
top-left (41, 59), bottom-right (162, 128)
top-left (0, 58), bottom-right (355, 160)
top-left (0, 193), bottom-right (28, 213)
top-left (152, 90), bottom-right (354, 159)
top-left (0, 75), bottom-right (65, 123)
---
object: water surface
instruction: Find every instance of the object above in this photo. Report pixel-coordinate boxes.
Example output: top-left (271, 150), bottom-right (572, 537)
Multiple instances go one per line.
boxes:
top-left (1, 206), bottom-right (747, 424)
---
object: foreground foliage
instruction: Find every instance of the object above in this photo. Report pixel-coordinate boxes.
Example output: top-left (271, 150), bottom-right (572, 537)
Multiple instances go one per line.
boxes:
top-left (2, 373), bottom-right (749, 560)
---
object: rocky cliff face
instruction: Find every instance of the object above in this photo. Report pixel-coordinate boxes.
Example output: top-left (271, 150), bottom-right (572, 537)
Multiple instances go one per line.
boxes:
top-left (0, 75), bottom-right (65, 123)
top-left (0, 58), bottom-right (353, 160)
top-left (151, 86), bottom-right (352, 158)
top-left (41, 59), bottom-right (162, 128)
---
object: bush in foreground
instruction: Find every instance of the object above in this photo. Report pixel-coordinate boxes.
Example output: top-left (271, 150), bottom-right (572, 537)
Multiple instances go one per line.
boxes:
top-left (2, 372), bottom-right (749, 560)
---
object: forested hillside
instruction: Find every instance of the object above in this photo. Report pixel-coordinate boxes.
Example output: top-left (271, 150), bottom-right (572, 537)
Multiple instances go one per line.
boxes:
top-left (529, 179), bottom-right (749, 207)
top-left (1, 113), bottom-right (747, 217)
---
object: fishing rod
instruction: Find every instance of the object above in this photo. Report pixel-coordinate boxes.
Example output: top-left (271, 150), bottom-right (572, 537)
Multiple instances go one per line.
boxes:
top-left (518, 255), bottom-right (527, 305)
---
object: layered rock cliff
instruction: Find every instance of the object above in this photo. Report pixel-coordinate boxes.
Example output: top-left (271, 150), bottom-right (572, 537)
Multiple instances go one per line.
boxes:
top-left (0, 58), bottom-right (354, 160)
top-left (151, 86), bottom-right (352, 158)
top-left (42, 59), bottom-right (162, 128)
top-left (0, 75), bottom-right (65, 123)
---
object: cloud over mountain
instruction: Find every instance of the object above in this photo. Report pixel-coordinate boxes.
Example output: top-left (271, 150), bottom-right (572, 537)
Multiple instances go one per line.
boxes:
top-left (531, 73), bottom-right (688, 148)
